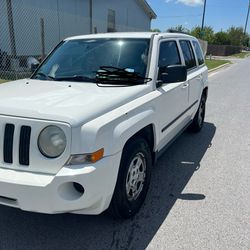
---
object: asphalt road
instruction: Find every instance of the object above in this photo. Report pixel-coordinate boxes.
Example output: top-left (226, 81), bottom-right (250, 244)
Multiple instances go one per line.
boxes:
top-left (0, 58), bottom-right (250, 250)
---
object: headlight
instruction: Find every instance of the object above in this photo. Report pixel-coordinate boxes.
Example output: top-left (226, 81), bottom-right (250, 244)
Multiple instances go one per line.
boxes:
top-left (38, 126), bottom-right (66, 158)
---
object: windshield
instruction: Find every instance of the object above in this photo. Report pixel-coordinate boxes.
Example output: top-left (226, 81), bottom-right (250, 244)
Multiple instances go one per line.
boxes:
top-left (32, 38), bottom-right (150, 83)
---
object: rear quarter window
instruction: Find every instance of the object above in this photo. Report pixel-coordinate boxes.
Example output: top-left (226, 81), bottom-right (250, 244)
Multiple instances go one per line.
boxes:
top-left (192, 40), bottom-right (205, 65)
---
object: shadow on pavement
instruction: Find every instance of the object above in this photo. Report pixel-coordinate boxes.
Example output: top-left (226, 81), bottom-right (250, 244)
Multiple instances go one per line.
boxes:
top-left (0, 122), bottom-right (216, 250)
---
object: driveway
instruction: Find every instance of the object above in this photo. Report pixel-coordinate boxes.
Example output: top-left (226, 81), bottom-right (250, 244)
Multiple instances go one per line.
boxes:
top-left (0, 58), bottom-right (249, 250)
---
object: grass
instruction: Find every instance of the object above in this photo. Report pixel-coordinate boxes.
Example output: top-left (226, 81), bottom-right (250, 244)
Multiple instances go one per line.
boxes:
top-left (205, 59), bottom-right (230, 70)
top-left (230, 52), bottom-right (250, 58)
top-left (0, 79), bottom-right (7, 84)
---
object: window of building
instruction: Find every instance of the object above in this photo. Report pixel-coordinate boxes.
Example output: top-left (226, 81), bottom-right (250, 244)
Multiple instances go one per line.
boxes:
top-left (179, 40), bottom-right (197, 70)
top-left (107, 9), bottom-right (116, 32)
top-left (158, 41), bottom-right (181, 67)
top-left (192, 41), bottom-right (205, 65)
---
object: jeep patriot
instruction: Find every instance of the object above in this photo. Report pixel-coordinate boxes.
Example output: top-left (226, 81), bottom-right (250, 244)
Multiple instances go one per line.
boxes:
top-left (0, 32), bottom-right (208, 218)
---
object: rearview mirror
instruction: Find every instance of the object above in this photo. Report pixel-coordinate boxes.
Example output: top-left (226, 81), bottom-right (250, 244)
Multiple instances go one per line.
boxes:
top-left (157, 65), bottom-right (187, 86)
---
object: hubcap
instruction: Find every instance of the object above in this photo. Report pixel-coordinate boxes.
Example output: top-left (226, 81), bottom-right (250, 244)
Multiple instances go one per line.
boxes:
top-left (126, 152), bottom-right (146, 201)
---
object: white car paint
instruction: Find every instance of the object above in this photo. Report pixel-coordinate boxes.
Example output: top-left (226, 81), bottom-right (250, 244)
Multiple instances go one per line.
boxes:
top-left (0, 32), bottom-right (208, 214)
top-left (0, 79), bottom-right (151, 126)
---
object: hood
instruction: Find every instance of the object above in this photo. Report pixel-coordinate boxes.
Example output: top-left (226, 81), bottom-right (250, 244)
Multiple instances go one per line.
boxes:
top-left (0, 79), bottom-right (150, 126)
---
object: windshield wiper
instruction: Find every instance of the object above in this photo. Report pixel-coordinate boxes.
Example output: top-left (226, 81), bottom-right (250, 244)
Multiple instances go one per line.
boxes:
top-left (54, 75), bottom-right (97, 83)
top-left (34, 72), bottom-right (55, 81)
top-left (96, 66), bottom-right (152, 85)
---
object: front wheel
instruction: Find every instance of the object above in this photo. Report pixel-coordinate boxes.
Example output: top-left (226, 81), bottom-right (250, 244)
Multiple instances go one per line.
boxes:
top-left (188, 94), bottom-right (206, 133)
top-left (109, 137), bottom-right (152, 219)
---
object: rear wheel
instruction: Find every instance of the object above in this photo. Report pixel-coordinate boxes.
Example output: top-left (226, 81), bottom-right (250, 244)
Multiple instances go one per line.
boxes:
top-left (109, 137), bottom-right (152, 219)
top-left (188, 94), bottom-right (206, 133)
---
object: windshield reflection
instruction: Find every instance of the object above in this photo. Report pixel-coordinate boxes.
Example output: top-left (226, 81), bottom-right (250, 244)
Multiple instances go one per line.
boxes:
top-left (32, 38), bottom-right (150, 83)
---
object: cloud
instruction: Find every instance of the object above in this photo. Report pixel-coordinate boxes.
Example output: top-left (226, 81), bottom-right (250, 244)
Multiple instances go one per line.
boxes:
top-left (177, 0), bottom-right (204, 6)
top-left (165, 0), bottom-right (204, 7)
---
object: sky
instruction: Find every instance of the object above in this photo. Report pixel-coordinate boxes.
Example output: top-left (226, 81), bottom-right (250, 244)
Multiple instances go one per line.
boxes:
top-left (149, 0), bottom-right (250, 33)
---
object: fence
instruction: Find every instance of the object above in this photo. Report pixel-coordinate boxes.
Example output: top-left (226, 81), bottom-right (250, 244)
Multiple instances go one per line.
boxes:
top-left (0, 0), bottom-right (85, 81)
top-left (207, 45), bottom-right (242, 56)
top-left (0, 0), bottom-right (152, 81)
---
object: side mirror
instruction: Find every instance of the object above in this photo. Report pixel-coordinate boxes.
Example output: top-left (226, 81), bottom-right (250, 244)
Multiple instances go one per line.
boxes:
top-left (157, 65), bottom-right (187, 86)
top-left (31, 63), bottom-right (40, 73)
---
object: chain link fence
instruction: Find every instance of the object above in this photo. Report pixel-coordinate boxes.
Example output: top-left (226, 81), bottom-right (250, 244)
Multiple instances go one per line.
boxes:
top-left (0, 0), bottom-right (151, 82)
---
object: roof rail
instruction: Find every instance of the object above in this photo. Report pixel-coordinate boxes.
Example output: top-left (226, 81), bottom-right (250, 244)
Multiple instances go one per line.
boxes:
top-left (167, 29), bottom-right (190, 35)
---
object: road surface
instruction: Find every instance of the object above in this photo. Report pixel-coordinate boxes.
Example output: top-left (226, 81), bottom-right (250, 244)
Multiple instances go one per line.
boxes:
top-left (0, 58), bottom-right (249, 250)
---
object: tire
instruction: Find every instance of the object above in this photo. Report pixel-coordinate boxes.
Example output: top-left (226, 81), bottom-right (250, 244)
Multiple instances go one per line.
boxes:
top-left (109, 137), bottom-right (152, 219)
top-left (188, 94), bottom-right (206, 133)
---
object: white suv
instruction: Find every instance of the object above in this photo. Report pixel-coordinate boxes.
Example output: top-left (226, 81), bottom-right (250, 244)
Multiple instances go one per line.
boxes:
top-left (0, 32), bottom-right (208, 218)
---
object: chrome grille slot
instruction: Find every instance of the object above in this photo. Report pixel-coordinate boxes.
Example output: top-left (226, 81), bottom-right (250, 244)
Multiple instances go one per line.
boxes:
top-left (19, 126), bottom-right (31, 166)
top-left (3, 124), bottom-right (15, 164)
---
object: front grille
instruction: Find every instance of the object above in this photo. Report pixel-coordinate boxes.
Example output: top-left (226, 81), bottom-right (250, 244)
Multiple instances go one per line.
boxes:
top-left (3, 124), bottom-right (31, 166)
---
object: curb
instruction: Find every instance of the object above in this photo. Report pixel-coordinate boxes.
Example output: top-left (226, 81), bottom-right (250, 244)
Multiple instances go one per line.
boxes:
top-left (208, 63), bottom-right (231, 74)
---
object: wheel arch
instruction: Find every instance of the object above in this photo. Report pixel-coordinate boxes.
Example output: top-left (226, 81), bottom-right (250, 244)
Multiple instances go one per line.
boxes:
top-left (121, 124), bottom-right (157, 165)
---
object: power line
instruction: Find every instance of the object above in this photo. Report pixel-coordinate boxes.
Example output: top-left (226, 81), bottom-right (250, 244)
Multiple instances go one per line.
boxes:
top-left (157, 14), bottom-right (202, 19)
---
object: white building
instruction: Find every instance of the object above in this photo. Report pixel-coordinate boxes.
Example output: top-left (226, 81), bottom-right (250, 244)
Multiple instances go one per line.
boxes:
top-left (0, 0), bottom-right (156, 57)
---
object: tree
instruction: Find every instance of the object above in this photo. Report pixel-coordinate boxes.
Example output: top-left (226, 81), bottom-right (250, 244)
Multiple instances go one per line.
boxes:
top-left (227, 26), bottom-right (248, 46)
top-left (191, 26), bottom-right (214, 44)
top-left (167, 25), bottom-right (190, 34)
top-left (213, 31), bottom-right (230, 45)
top-left (151, 28), bottom-right (161, 32)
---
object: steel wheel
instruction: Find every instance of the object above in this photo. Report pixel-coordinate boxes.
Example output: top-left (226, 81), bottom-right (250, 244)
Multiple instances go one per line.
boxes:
top-left (109, 137), bottom-right (152, 219)
top-left (126, 152), bottom-right (146, 201)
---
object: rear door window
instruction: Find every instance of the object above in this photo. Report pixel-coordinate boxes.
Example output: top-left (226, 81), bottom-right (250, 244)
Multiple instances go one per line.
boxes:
top-left (179, 40), bottom-right (197, 70)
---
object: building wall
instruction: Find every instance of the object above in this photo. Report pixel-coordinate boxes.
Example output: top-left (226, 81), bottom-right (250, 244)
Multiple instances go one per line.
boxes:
top-left (0, 0), bottom-right (89, 56)
top-left (0, 0), bottom-right (152, 57)
top-left (92, 0), bottom-right (151, 33)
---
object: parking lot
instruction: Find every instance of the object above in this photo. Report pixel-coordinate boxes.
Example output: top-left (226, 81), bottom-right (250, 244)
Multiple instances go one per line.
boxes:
top-left (0, 57), bottom-right (249, 250)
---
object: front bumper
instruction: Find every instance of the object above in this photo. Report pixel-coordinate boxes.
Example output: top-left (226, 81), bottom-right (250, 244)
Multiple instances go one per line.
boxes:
top-left (0, 152), bottom-right (121, 215)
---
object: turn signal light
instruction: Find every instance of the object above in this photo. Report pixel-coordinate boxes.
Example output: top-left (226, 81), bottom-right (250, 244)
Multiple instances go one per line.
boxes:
top-left (66, 148), bottom-right (104, 165)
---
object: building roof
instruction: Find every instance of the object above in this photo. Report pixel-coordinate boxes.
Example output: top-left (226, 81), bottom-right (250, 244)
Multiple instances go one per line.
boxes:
top-left (137, 0), bottom-right (157, 19)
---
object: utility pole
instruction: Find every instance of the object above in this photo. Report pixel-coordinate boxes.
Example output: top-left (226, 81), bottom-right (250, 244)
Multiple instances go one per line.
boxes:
top-left (201, 0), bottom-right (207, 39)
top-left (244, 0), bottom-right (250, 34)
top-left (89, 0), bottom-right (93, 34)
top-left (40, 18), bottom-right (45, 60)
top-left (6, 0), bottom-right (16, 57)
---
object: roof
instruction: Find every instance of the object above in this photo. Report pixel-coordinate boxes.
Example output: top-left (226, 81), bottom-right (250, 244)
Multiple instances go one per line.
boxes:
top-left (66, 32), bottom-right (194, 41)
top-left (66, 32), bottom-right (154, 40)
top-left (136, 0), bottom-right (157, 19)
